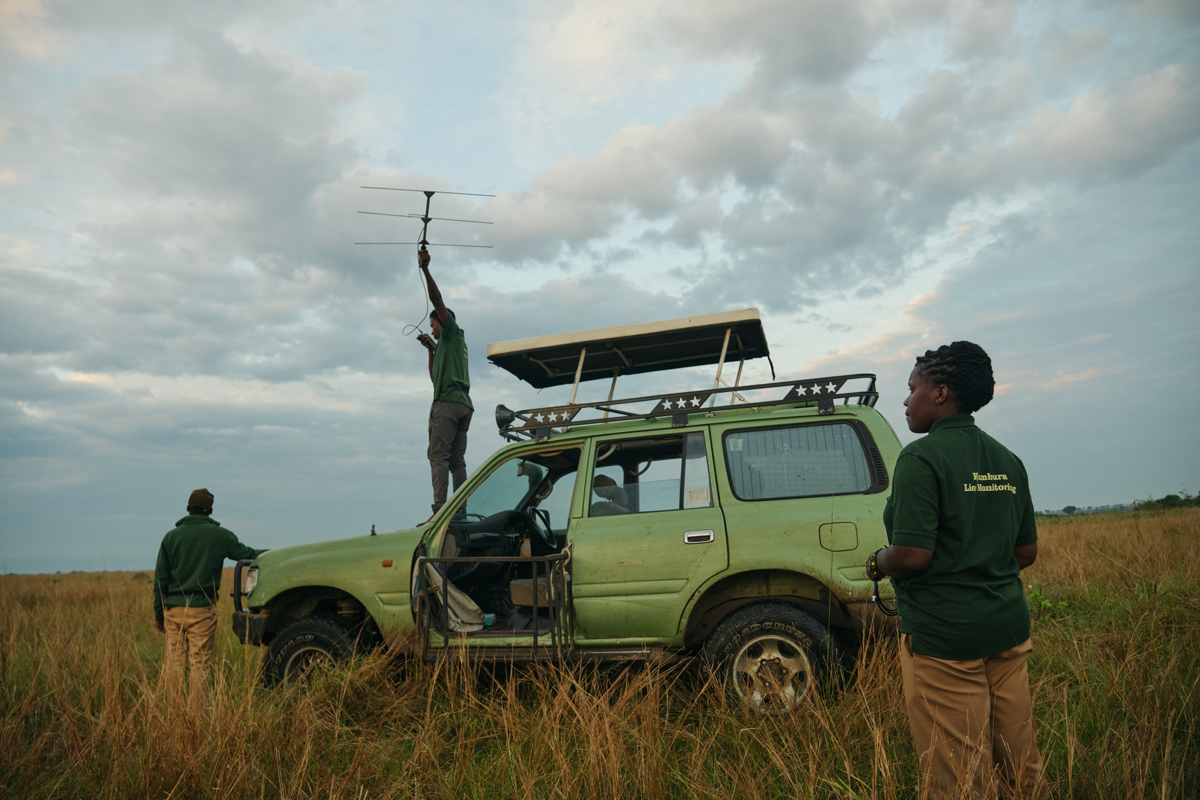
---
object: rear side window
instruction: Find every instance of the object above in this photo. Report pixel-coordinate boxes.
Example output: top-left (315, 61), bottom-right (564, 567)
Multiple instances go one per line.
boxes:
top-left (723, 423), bottom-right (874, 500)
top-left (590, 431), bottom-right (713, 516)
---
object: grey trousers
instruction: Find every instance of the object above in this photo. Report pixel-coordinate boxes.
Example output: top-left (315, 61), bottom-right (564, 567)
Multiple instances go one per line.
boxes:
top-left (428, 400), bottom-right (472, 509)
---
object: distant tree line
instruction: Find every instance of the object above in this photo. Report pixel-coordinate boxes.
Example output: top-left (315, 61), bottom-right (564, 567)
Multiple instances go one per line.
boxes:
top-left (1037, 491), bottom-right (1197, 518)
top-left (1132, 491), bottom-right (1200, 513)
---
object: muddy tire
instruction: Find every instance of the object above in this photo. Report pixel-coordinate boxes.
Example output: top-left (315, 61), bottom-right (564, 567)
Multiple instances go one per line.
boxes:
top-left (705, 602), bottom-right (842, 714)
top-left (265, 615), bottom-right (361, 685)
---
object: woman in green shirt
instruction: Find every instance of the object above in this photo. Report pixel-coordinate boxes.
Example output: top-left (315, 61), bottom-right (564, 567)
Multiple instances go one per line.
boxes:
top-left (866, 342), bottom-right (1048, 799)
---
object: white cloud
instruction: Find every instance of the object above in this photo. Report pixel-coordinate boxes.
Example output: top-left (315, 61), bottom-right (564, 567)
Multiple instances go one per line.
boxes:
top-left (73, 33), bottom-right (363, 205)
top-left (1125, 0), bottom-right (1200, 25)
top-left (0, 0), bottom-right (63, 61)
top-left (946, 0), bottom-right (1020, 64)
top-left (661, 0), bottom-right (878, 83)
top-left (1042, 24), bottom-right (1110, 73)
top-left (1013, 64), bottom-right (1200, 179)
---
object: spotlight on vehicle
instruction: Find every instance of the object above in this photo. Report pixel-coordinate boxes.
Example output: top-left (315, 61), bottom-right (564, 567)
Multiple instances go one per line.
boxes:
top-left (495, 404), bottom-right (516, 429)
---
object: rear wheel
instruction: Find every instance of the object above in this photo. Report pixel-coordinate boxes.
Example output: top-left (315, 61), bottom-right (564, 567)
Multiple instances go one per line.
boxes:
top-left (265, 615), bottom-right (362, 685)
top-left (705, 602), bottom-right (842, 714)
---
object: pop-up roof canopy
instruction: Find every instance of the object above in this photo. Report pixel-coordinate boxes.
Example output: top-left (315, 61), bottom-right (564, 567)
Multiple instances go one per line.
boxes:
top-left (487, 308), bottom-right (770, 390)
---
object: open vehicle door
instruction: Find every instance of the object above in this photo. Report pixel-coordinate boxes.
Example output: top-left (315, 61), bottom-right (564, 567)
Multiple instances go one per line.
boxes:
top-left (414, 446), bottom-right (583, 660)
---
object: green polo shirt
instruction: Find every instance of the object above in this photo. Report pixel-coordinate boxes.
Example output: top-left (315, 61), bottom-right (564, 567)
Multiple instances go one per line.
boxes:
top-left (431, 313), bottom-right (473, 409)
top-left (153, 515), bottom-right (266, 622)
top-left (883, 415), bottom-right (1037, 660)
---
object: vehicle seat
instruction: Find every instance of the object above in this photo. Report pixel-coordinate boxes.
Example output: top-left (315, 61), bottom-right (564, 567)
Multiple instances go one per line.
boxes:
top-left (509, 577), bottom-right (551, 608)
top-left (439, 529), bottom-right (477, 580)
top-left (589, 475), bottom-right (630, 516)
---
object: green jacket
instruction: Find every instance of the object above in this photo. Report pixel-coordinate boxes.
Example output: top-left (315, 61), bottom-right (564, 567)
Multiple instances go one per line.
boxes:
top-left (153, 515), bottom-right (265, 622)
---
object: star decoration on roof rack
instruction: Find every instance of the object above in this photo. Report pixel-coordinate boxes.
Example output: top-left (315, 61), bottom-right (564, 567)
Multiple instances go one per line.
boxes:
top-left (649, 392), bottom-right (714, 415)
top-left (503, 374), bottom-right (879, 440)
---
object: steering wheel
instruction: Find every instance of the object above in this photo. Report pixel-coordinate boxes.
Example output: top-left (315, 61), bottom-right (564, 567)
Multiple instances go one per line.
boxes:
top-left (526, 507), bottom-right (557, 553)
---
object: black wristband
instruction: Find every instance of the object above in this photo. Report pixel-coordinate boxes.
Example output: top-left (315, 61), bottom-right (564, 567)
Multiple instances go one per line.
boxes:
top-left (866, 548), bottom-right (885, 581)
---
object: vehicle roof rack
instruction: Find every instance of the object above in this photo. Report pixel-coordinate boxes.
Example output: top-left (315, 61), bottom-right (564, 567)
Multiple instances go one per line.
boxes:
top-left (495, 373), bottom-right (879, 442)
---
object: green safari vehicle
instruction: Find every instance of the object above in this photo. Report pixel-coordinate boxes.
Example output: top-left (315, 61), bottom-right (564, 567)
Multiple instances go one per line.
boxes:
top-left (232, 309), bottom-right (900, 711)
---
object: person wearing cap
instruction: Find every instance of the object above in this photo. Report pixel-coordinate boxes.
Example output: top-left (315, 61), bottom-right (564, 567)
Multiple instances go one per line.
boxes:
top-left (415, 248), bottom-right (474, 516)
top-left (153, 488), bottom-right (266, 707)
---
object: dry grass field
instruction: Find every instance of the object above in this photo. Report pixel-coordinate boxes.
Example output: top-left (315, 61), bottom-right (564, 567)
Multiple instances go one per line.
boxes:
top-left (3, 509), bottom-right (1198, 799)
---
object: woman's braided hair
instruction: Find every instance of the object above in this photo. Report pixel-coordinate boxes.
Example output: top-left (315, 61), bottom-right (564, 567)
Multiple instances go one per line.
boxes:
top-left (913, 341), bottom-right (995, 414)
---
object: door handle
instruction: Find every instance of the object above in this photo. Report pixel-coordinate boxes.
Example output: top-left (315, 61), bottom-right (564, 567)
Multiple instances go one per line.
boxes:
top-left (684, 529), bottom-right (714, 544)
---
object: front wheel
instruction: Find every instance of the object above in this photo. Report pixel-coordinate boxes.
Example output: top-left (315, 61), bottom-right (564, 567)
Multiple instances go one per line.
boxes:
top-left (705, 602), bottom-right (842, 714)
top-left (265, 615), bottom-right (361, 685)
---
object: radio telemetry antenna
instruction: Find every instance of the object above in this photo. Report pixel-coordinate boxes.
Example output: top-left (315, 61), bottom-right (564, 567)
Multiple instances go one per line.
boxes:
top-left (356, 186), bottom-right (497, 338)
top-left (355, 187), bottom-right (495, 250)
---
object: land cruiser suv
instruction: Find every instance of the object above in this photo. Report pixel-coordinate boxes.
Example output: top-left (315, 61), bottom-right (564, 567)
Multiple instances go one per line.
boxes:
top-left (232, 309), bottom-right (900, 712)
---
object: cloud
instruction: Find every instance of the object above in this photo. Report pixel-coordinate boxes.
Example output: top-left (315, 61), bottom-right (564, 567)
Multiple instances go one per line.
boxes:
top-left (1123, 0), bottom-right (1200, 25)
top-left (483, 64), bottom-right (1030, 309)
top-left (946, 0), bottom-right (1020, 64)
top-left (484, 99), bottom-right (795, 262)
top-left (803, 147), bottom-right (1199, 410)
top-left (41, 0), bottom-right (321, 35)
top-left (0, 266), bottom-right (89, 356)
top-left (1037, 368), bottom-right (1101, 390)
top-left (1013, 64), bottom-right (1200, 179)
top-left (0, 0), bottom-right (63, 61)
top-left (476, 35), bottom-right (1199, 315)
top-left (660, 0), bottom-right (879, 84)
top-left (74, 33), bottom-right (363, 209)
top-left (1042, 24), bottom-right (1110, 73)
top-left (6, 34), bottom-right (449, 387)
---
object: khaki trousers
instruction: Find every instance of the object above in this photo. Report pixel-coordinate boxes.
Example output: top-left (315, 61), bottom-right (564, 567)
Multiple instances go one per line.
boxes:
top-left (900, 634), bottom-right (1048, 800)
top-left (163, 605), bottom-right (218, 708)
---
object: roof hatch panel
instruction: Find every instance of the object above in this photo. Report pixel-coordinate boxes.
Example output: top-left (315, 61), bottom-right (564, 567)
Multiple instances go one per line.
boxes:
top-left (486, 308), bottom-right (769, 389)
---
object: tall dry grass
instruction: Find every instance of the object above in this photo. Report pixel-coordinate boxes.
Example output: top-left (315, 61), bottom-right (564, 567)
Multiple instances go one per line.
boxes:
top-left (2, 509), bottom-right (1197, 799)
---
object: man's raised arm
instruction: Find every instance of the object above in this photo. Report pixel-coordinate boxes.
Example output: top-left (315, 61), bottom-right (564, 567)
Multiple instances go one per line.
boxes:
top-left (419, 249), bottom-right (449, 324)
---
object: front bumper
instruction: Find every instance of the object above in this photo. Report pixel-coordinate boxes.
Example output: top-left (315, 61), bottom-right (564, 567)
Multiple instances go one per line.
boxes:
top-left (233, 610), bottom-right (268, 645)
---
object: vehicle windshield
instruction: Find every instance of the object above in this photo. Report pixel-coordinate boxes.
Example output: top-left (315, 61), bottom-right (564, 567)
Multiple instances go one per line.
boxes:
top-left (461, 459), bottom-right (545, 519)
top-left (455, 449), bottom-right (580, 521)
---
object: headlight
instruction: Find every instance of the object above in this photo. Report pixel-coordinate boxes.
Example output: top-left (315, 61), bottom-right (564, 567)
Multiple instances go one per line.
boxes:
top-left (242, 566), bottom-right (259, 596)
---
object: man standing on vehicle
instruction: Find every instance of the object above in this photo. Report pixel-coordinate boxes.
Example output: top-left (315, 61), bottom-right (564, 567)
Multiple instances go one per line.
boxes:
top-left (153, 488), bottom-right (266, 709)
top-left (415, 247), bottom-right (474, 515)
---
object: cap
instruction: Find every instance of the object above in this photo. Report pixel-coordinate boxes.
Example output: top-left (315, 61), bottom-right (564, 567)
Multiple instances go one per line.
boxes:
top-left (188, 488), bottom-right (215, 509)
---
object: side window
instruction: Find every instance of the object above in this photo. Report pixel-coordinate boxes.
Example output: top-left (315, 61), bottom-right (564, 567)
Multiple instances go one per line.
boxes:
top-left (588, 432), bottom-right (712, 517)
top-left (723, 423), bottom-right (872, 500)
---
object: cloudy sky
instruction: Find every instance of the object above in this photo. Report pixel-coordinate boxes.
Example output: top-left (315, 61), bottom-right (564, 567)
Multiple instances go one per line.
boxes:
top-left (2, 0), bottom-right (1197, 574)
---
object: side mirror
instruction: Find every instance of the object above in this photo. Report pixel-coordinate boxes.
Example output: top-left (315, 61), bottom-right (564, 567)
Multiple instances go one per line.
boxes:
top-left (495, 404), bottom-right (516, 429)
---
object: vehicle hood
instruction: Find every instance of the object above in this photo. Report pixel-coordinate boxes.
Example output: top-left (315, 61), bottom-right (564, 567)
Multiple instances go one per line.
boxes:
top-left (246, 524), bottom-right (430, 608)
